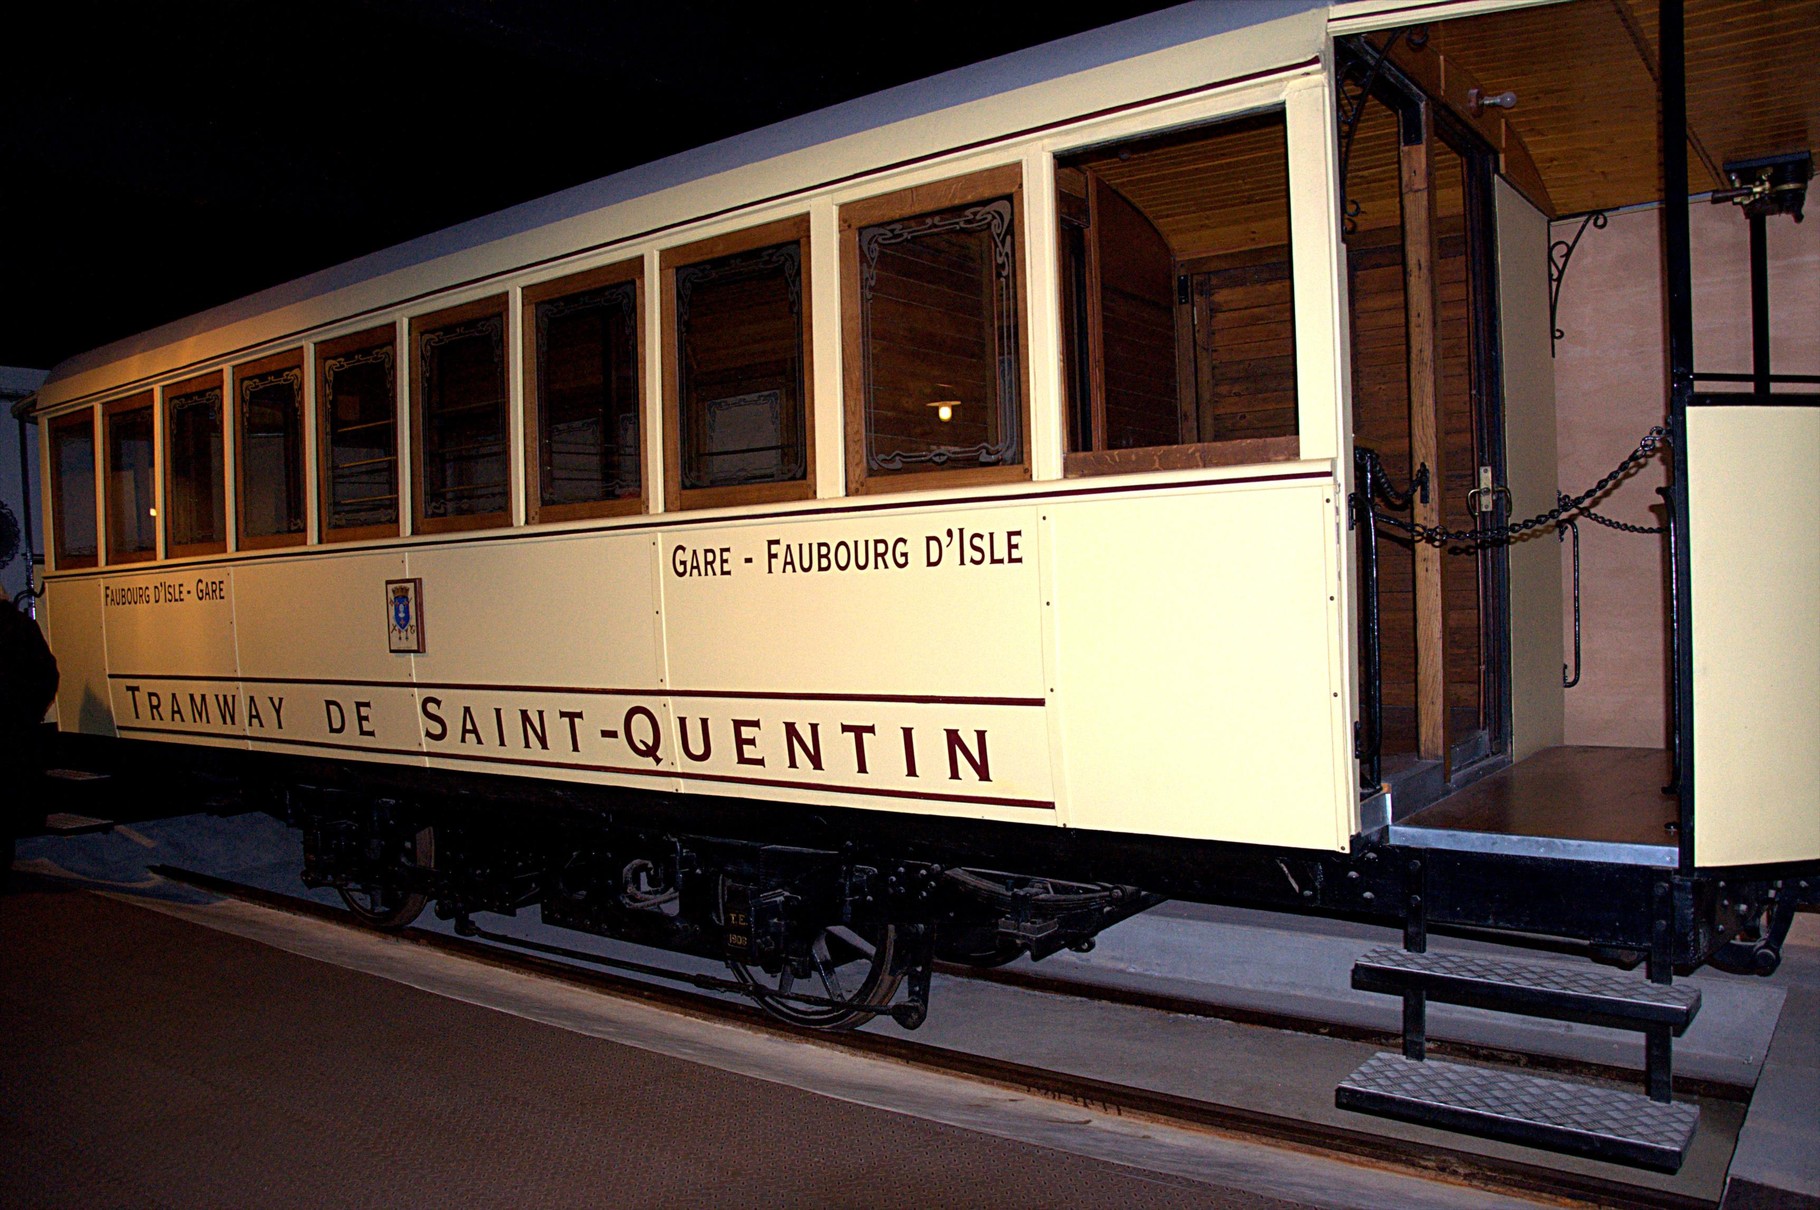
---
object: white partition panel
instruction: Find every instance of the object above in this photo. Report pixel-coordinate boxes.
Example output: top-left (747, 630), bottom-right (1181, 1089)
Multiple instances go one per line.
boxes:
top-left (1689, 405), bottom-right (1820, 867)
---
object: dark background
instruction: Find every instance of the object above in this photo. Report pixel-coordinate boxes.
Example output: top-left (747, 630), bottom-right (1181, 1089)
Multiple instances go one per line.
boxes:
top-left (2, 1), bottom-right (1175, 370)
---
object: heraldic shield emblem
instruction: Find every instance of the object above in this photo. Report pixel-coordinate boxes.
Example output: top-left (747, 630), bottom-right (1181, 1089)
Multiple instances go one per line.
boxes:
top-left (386, 578), bottom-right (425, 653)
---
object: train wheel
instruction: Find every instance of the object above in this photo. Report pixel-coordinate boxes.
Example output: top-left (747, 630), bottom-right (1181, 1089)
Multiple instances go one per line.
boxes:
top-left (730, 922), bottom-right (902, 1031)
top-left (336, 823), bottom-right (432, 930)
top-left (337, 882), bottom-right (428, 930)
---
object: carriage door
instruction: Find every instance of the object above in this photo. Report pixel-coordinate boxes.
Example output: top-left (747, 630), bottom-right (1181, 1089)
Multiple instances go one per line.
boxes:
top-left (1343, 56), bottom-right (1509, 792)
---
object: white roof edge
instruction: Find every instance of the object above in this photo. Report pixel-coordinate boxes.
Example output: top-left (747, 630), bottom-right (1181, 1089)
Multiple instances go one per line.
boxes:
top-left (45, 0), bottom-right (1325, 391)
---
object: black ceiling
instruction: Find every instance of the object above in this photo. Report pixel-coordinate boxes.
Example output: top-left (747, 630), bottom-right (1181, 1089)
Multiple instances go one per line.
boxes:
top-left (3, 1), bottom-right (1176, 370)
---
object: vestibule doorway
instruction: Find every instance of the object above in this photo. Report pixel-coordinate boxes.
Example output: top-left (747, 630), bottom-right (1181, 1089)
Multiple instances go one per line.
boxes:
top-left (1343, 54), bottom-right (1510, 795)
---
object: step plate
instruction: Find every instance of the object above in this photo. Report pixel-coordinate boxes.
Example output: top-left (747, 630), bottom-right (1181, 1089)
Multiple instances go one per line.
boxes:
top-left (1354, 945), bottom-right (1700, 1029)
top-left (1337, 1052), bottom-right (1698, 1172)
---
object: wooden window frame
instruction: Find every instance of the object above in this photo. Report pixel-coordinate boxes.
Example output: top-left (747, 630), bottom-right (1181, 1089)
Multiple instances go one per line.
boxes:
top-left (103, 396), bottom-right (158, 567)
top-left (161, 369), bottom-right (228, 558)
top-left (840, 164), bottom-right (1032, 496)
top-left (316, 324), bottom-right (400, 544)
top-left (409, 295), bottom-right (511, 535)
top-left (48, 407), bottom-right (98, 571)
top-left (522, 261), bottom-right (646, 525)
top-left (660, 215), bottom-right (815, 512)
top-left (233, 348), bottom-right (308, 551)
top-left (1058, 112), bottom-right (1302, 480)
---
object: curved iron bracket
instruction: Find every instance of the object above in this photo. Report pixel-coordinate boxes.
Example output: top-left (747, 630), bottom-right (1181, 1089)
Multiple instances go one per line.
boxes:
top-left (1336, 28), bottom-right (1422, 236)
top-left (1549, 210), bottom-right (1608, 355)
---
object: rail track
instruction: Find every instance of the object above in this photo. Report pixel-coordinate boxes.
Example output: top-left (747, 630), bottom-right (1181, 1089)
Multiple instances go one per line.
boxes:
top-left (151, 864), bottom-right (1726, 1210)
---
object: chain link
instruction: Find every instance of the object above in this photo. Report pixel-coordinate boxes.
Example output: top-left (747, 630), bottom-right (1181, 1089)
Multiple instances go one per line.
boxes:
top-left (1571, 497), bottom-right (1666, 535)
top-left (1357, 424), bottom-right (1669, 549)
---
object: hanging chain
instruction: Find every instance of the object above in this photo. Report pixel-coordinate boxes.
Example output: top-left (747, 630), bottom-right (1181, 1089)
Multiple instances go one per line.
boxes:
top-left (1357, 424), bottom-right (1669, 548)
top-left (1571, 496), bottom-right (1666, 535)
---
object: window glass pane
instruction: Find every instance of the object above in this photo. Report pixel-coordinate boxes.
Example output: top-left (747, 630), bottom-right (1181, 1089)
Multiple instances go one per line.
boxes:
top-left (536, 281), bottom-right (639, 507)
top-left (1060, 111), bottom-right (1297, 458)
top-left (166, 382), bottom-right (224, 548)
top-left (50, 412), bottom-right (96, 565)
top-left (856, 197), bottom-right (1020, 477)
top-left (675, 242), bottom-right (805, 489)
top-left (107, 402), bottom-right (156, 558)
top-left (322, 339), bottom-right (397, 531)
top-left (418, 311), bottom-right (508, 520)
top-left (238, 364), bottom-right (306, 539)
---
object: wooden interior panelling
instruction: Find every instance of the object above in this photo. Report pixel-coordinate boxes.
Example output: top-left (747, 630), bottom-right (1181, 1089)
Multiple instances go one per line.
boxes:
top-left (1093, 179), bottom-right (1178, 450)
top-left (1061, 111), bottom-right (1301, 476)
top-left (1188, 249), bottom-right (1299, 444)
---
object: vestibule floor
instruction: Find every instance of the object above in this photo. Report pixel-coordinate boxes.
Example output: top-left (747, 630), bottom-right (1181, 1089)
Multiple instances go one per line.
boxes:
top-left (1392, 746), bottom-right (1677, 863)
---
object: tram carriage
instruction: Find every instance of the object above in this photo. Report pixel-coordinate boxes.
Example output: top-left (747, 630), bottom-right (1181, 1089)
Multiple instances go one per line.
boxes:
top-left (16, 0), bottom-right (1819, 1171)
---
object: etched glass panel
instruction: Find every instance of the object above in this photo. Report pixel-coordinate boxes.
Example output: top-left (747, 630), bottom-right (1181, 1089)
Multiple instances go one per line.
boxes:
top-left (536, 281), bottom-right (639, 506)
top-left (323, 341), bottom-right (397, 531)
top-left (857, 197), bottom-right (1019, 475)
top-left (675, 242), bottom-right (805, 490)
top-left (239, 366), bottom-right (306, 540)
top-left (166, 383), bottom-right (224, 548)
top-left (106, 402), bottom-right (156, 559)
top-left (50, 411), bottom-right (96, 565)
top-left (418, 313), bottom-right (507, 520)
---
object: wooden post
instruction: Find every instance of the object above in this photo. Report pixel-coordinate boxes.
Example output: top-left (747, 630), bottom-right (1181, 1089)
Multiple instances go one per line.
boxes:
top-left (1401, 109), bottom-right (1449, 766)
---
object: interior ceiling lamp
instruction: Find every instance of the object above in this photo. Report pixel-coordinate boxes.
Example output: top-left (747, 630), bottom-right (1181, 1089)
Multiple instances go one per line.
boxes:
top-left (926, 385), bottom-right (961, 423)
top-left (1712, 152), bottom-right (1812, 222)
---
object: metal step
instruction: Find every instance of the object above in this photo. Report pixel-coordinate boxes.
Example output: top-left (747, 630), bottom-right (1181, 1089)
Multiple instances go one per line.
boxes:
top-left (1353, 945), bottom-right (1700, 1032)
top-left (1336, 1052), bottom-right (1699, 1172)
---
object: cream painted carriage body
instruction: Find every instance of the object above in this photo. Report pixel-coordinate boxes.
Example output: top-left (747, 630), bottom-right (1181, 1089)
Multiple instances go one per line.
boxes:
top-left (23, 0), bottom-right (1820, 1043)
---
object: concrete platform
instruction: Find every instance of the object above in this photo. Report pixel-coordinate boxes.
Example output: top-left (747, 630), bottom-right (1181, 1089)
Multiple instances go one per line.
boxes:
top-left (1, 887), bottom-right (1305, 1210)
top-left (13, 812), bottom-right (1816, 1205)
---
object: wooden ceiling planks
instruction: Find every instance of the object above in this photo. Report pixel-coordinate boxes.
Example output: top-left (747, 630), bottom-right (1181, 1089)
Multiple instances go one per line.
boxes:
top-left (1072, 120), bottom-right (1293, 261)
top-left (1422, 0), bottom-right (1818, 216)
top-left (1063, 1), bottom-right (1815, 248)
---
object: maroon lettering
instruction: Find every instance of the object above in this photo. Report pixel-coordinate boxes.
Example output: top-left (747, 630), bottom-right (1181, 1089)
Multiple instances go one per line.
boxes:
top-left (784, 721), bottom-right (823, 771)
top-left (841, 723), bottom-right (876, 774)
top-left (421, 696), bottom-right (447, 742)
top-left (558, 709), bottom-right (585, 753)
top-left (733, 718), bottom-right (765, 767)
top-left (679, 716), bottom-right (713, 763)
top-left (945, 728), bottom-right (991, 782)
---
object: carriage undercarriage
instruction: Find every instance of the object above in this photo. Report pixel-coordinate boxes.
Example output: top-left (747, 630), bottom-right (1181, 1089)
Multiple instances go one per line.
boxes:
top-left (270, 731), bottom-right (1808, 1038)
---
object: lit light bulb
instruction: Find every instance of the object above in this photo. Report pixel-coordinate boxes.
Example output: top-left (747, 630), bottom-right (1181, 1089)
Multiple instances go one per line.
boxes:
top-left (936, 403), bottom-right (953, 423)
top-left (149, 507), bottom-right (158, 517)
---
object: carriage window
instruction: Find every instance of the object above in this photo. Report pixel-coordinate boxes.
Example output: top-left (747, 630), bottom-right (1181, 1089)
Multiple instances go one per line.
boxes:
top-left (662, 216), bottom-right (813, 508)
top-left (163, 372), bottom-right (226, 556)
top-left (412, 296), bottom-right (509, 532)
top-left (49, 409), bottom-right (97, 569)
top-left (840, 166), bottom-right (1027, 495)
top-left (104, 392), bottom-right (157, 563)
top-left (1058, 110), bottom-right (1299, 476)
top-left (318, 325), bottom-right (398, 541)
top-left (235, 350), bottom-right (307, 548)
top-left (525, 263), bottom-right (642, 522)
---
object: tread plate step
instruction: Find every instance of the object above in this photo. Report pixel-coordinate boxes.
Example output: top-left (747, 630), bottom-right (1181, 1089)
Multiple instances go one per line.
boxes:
top-left (1336, 1052), bottom-right (1698, 1172)
top-left (1353, 945), bottom-right (1700, 1031)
